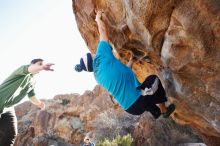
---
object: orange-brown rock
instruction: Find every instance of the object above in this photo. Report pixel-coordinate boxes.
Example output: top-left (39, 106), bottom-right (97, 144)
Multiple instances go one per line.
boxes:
top-left (15, 86), bottom-right (201, 146)
top-left (72, 0), bottom-right (220, 145)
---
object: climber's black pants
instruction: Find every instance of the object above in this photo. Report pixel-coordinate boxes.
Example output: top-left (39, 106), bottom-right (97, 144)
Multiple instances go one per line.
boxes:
top-left (0, 108), bottom-right (17, 146)
top-left (126, 75), bottom-right (167, 119)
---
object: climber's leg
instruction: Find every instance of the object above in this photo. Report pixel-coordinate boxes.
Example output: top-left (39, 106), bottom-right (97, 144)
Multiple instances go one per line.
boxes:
top-left (125, 96), bottom-right (145, 115)
top-left (126, 95), bottom-right (161, 119)
top-left (162, 104), bottom-right (175, 118)
top-left (144, 104), bottom-right (161, 119)
top-left (138, 74), bottom-right (175, 118)
top-left (158, 103), bottom-right (167, 113)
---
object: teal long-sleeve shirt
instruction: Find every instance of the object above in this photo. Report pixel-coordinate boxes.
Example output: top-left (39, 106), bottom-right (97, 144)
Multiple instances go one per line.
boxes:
top-left (0, 65), bottom-right (36, 113)
top-left (93, 41), bottom-right (141, 110)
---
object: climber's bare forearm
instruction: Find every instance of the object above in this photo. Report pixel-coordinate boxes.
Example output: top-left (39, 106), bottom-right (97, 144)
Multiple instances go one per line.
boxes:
top-left (97, 19), bottom-right (108, 41)
top-left (127, 54), bottom-right (134, 68)
top-left (29, 96), bottom-right (45, 109)
top-left (127, 59), bottom-right (133, 68)
top-left (96, 11), bottom-right (109, 42)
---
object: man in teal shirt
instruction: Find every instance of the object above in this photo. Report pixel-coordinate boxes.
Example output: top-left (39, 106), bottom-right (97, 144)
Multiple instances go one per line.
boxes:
top-left (93, 41), bottom-right (141, 110)
top-left (75, 11), bottom-right (175, 120)
top-left (0, 59), bottom-right (54, 146)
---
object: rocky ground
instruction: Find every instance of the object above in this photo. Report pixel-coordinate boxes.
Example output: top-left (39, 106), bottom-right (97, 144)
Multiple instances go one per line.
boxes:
top-left (15, 86), bottom-right (202, 146)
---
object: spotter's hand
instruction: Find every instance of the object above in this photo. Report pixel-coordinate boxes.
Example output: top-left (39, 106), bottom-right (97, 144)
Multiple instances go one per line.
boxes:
top-left (43, 63), bottom-right (55, 71)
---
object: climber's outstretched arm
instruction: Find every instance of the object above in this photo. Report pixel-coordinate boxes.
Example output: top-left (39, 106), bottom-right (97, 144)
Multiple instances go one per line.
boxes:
top-left (95, 11), bottom-right (109, 42)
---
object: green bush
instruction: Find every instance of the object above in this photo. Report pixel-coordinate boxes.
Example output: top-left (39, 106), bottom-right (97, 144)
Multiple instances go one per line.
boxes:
top-left (96, 134), bottom-right (133, 146)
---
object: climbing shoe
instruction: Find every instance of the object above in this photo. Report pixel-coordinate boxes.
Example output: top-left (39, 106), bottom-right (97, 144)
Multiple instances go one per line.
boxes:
top-left (162, 104), bottom-right (175, 118)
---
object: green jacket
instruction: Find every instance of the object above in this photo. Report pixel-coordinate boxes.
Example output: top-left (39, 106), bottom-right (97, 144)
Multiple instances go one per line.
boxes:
top-left (0, 65), bottom-right (35, 113)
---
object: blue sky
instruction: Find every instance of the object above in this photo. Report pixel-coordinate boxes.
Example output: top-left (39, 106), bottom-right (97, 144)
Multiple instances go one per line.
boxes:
top-left (0, 0), bottom-right (97, 100)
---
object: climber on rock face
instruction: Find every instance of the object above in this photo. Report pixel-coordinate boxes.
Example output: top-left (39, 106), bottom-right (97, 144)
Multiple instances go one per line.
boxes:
top-left (75, 10), bottom-right (175, 119)
top-left (0, 59), bottom-right (54, 146)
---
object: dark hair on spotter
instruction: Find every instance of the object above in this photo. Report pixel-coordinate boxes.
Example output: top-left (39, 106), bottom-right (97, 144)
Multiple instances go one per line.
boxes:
top-left (30, 58), bottom-right (43, 64)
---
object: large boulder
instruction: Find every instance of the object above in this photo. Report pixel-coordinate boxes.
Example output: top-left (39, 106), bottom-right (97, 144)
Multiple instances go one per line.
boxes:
top-left (72, 0), bottom-right (220, 145)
